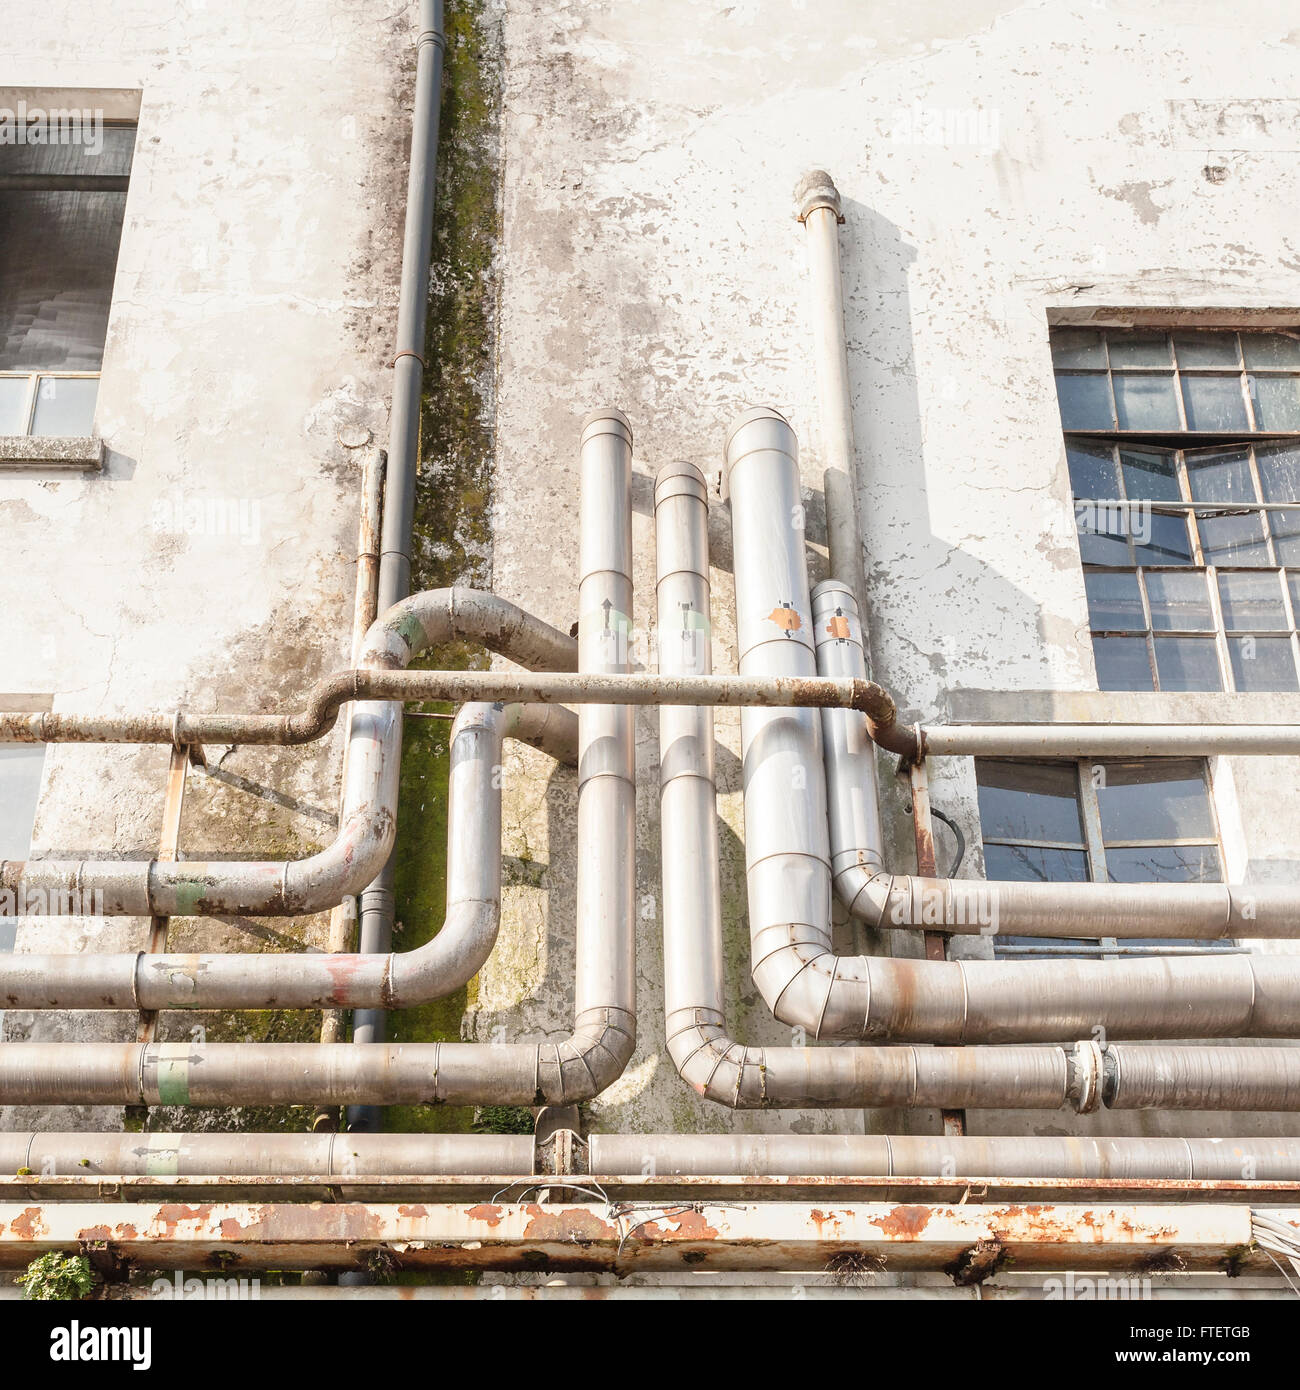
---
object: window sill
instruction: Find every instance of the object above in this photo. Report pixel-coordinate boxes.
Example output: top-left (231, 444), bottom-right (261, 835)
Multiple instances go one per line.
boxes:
top-left (0, 436), bottom-right (103, 470)
top-left (948, 688), bottom-right (1300, 726)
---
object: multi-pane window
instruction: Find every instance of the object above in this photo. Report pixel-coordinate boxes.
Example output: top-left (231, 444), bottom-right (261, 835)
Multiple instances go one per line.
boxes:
top-left (975, 757), bottom-right (1232, 958)
top-left (0, 745), bottom-right (44, 952)
top-left (0, 120), bottom-right (135, 438)
top-left (1054, 327), bottom-right (1300, 691)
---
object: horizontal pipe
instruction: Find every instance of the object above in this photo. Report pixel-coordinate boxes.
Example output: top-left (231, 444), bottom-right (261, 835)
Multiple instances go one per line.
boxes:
top-left (588, 1132), bottom-right (1300, 1180)
top-left (7, 1130), bottom-right (1300, 1182)
top-left (0, 671), bottom-right (896, 747)
top-left (1, 587), bottom-right (577, 919)
top-left (923, 724), bottom-right (1300, 757)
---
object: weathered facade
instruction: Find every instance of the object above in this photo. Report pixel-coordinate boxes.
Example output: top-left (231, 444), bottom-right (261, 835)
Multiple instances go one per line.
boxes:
top-left (3, 0), bottom-right (1300, 1295)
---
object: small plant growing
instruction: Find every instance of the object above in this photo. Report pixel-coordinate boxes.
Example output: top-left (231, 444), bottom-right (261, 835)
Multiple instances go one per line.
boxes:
top-left (19, 1252), bottom-right (94, 1301)
top-left (472, 1105), bottom-right (534, 1136)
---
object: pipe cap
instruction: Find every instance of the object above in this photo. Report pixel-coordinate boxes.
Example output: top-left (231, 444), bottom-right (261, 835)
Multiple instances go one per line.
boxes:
top-left (795, 169), bottom-right (844, 223)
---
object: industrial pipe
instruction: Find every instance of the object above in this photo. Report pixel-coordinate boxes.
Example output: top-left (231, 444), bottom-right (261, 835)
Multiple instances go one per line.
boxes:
top-left (654, 457), bottom-right (1294, 1112)
top-left (725, 407), bottom-right (1300, 1047)
top-left (6, 1129), bottom-right (1300, 1182)
top-left (0, 588), bottom-right (576, 922)
top-left (0, 412), bottom-right (638, 1107)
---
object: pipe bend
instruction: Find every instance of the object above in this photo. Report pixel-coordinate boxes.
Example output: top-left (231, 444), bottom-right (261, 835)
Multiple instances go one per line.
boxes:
top-left (386, 898), bottom-right (498, 1007)
top-left (538, 1006), bottom-right (636, 1104)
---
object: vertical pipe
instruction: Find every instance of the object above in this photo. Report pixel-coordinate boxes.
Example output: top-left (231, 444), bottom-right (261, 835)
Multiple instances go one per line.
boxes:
top-left (724, 408), bottom-right (836, 1013)
top-left (574, 411), bottom-right (636, 1043)
top-left (350, 0), bottom-right (447, 1136)
top-left (655, 462), bottom-right (727, 1046)
top-left (795, 170), bottom-right (863, 615)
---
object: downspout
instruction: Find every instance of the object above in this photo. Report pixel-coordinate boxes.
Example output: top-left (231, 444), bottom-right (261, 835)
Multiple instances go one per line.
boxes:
top-left (0, 413), bottom-right (637, 1109)
top-left (352, 0), bottom-right (448, 1132)
top-left (727, 407), bottom-right (1300, 1042)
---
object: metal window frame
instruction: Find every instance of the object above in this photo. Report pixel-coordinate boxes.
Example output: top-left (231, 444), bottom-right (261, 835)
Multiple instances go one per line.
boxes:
top-left (978, 755), bottom-right (1234, 959)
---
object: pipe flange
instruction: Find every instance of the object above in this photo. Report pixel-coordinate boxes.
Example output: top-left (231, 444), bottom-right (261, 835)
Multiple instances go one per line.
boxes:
top-left (794, 169), bottom-right (845, 224)
top-left (1071, 1039), bottom-right (1105, 1114)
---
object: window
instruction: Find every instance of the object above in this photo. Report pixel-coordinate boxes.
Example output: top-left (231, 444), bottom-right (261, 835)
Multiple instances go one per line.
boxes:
top-left (0, 745), bottom-right (44, 952)
top-left (1054, 327), bottom-right (1300, 691)
top-left (975, 756), bottom-right (1233, 958)
top-left (0, 114), bottom-right (135, 439)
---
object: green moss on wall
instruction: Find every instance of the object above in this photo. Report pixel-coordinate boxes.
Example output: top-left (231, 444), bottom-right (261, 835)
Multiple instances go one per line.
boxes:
top-left (386, 0), bottom-right (503, 1136)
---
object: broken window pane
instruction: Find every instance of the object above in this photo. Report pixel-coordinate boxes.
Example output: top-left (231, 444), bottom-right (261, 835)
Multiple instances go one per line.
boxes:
top-left (1228, 635), bottom-right (1299, 691)
top-left (1146, 569), bottom-right (1213, 630)
top-left (1153, 635), bottom-right (1223, 691)
top-left (1114, 372), bottom-right (1181, 430)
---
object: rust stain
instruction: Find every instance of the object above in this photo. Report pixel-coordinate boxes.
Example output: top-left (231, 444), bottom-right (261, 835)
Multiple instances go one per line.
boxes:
top-left (76, 1225), bottom-right (113, 1242)
top-left (10, 1207), bottom-right (47, 1239)
top-left (219, 1218), bottom-right (245, 1240)
top-left (869, 1205), bottom-right (933, 1238)
top-left (398, 1204), bottom-right (429, 1219)
top-left (824, 614), bottom-right (851, 640)
top-left (633, 1208), bottom-right (720, 1243)
top-left (465, 1204), bottom-right (505, 1228)
top-left (521, 1205), bottom-right (618, 1243)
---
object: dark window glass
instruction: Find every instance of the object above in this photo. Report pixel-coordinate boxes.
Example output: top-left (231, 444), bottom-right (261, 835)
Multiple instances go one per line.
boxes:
top-left (975, 761), bottom-right (1085, 844)
top-left (1094, 761), bottom-right (1215, 842)
top-left (1153, 635), bottom-right (1223, 691)
top-left (1228, 636), bottom-right (1299, 691)
top-left (1085, 570), bottom-right (1144, 630)
top-left (1056, 372), bottom-right (1113, 429)
top-left (1093, 636), bottom-right (1154, 690)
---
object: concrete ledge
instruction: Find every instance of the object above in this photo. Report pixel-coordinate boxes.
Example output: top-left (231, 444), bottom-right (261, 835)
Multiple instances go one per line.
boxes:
top-left (0, 435), bottom-right (103, 470)
top-left (948, 688), bottom-right (1300, 726)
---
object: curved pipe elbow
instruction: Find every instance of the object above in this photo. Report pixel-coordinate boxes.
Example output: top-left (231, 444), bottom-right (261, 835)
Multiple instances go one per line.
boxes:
top-left (387, 898), bottom-right (499, 1006)
top-left (666, 1010), bottom-right (770, 1108)
top-left (537, 1006), bottom-right (636, 1104)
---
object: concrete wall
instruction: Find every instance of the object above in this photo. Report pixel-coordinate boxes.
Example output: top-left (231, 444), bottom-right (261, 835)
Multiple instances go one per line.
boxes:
top-left (2, 0), bottom-right (1299, 1151)
top-left (482, 0), bottom-right (1300, 1141)
top-left (0, 0), bottom-right (418, 1130)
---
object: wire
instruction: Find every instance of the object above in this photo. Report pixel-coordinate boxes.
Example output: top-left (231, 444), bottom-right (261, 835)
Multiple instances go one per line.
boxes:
top-left (929, 806), bottom-right (966, 877)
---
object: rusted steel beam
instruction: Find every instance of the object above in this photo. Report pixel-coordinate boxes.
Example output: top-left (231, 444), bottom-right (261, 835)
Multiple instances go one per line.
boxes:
top-left (4, 1173), bottom-right (1300, 1207)
top-left (135, 745), bottom-right (190, 1048)
top-left (0, 1201), bottom-right (1290, 1274)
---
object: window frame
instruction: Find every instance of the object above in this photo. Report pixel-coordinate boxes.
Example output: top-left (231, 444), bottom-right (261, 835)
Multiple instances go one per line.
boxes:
top-left (976, 755), bottom-right (1237, 959)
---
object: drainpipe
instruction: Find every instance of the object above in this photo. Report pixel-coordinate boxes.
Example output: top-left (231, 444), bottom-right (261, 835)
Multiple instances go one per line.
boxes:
top-left (726, 407), bottom-right (1300, 1042)
top-left (351, 0), bottom-right (448, 1134)
top-left (795, 170), bottom-right (863, 615)
top-left (0, 413), bottom-right (638, 1109)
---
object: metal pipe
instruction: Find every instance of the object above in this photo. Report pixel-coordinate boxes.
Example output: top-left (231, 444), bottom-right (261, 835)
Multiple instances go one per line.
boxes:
top-left (351, 0), bottom-right (447, 1139)
top-left (7, 1129), bottom-right (1300, 1182)
top-left (0, 672), bottom-right (901, 748)
top-left (795, 169), bottom-right (864, 616)
top-left (587, 1132), bottom-right (1300, 1180)
top-left (922, 724), bottom-right (1300, 757)
top-left (0, 411), bottom-right (637, 1107)
top-left (0, 589), bottom-right (576, 922)
top-left (655, 456), bottom-right (1257, 1112)
top-left (726, 408), bottom-right (1300, 1049)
